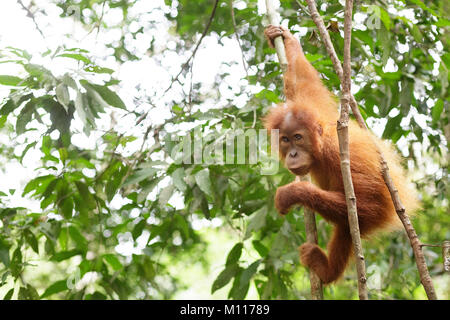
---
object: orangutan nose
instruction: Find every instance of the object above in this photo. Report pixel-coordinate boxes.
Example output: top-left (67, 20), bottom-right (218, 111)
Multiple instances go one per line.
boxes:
top-left (289, 150), bottom-right (298, 158)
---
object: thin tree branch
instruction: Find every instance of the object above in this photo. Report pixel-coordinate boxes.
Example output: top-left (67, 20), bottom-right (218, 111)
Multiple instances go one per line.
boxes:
top-left (304, 0), bottom-right (437, 300)
top-left (230, 0), bottom-right (249, 78)
top-left (305, 0), bottom-right (366, 130)
top-left (164, 0), bottom-right (220, 94)
top-left (230, 0), bottom-right (256, 128)
top-left (299, 175), bottom-right (323, 300)
top-left (17, 0), bottom-right (46, 40)
top-left (381, 159), bottom-right (437, 299)
top-left (336, 0), bottom-right (368, 300)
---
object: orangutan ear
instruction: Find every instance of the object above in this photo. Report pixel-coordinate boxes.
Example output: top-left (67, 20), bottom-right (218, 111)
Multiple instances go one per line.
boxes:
top-left (317, 124), bottom-right (323, 136)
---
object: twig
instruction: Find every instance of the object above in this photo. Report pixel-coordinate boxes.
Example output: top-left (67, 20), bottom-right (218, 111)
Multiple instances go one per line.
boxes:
top-left (336, 0), bottom-right (368, 300)
top-left (304, 0), bottom-right (437, 300)
top-left (381, 159), bottom-right (437, 299)
top-left (17, 0), bottom-right (46, 40)
top-left (265, 0), bottom-right (323, 300)
top-left (164, 0), bottom-right (220, 94)
top-left (95, 0), bottom-right (107, 37)
top-left (305, 0), bottom-right (366, 130)
top-left (188, 60), bottom-right (194, 106)
top-left (299, 175), bottom-right (323, 300)
top-left (230, 0), bottom-right (256, 128)
top-left (420, 243), bottom-right (449, 248)
top-left (229, 0), bottom-right (249, 78)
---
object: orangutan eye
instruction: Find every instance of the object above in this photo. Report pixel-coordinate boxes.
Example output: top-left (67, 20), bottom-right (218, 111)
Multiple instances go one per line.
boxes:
top-left (281, 136), bottom-right (289, 143)
top-left (294, 134), bottom-right (303, 140)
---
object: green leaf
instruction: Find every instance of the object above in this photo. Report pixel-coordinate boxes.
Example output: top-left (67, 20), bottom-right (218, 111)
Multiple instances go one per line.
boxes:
top-left (0, 100), bottom-right (16, 116)
top-left (59, 197), bottom-right (74, 219)
top-left (410, 24), bottom-right (423, 43)
top-left (81, 81), bottom-right (109, 114)
top-left (0, 75), bottom-right (23, 86)
top-left (172, 168), bottom-right (188, 192)
top-left (431, 100), bottom-right (444, 124)
top-left (74, 91), bottom-right (90, 130)
top-left (103, 254), bottom-right (123, 271)
top-left (211, 264), bottom-right (239, 294)
top-left (238, 260), bottom-right (261, 292)
top-left (58, 148), bottom-right (68, 165)
top-left (105, 180), bottom-right (118, 202)
top-left (74, 181), bottom-right (96, 210)
top-left (80, 80), bottom-right (126, 110)
top-left (0, 115), bottom-right (6, 128)
top-left (158, 184), bottom-right (175, 208)
top-left (69, 226), bottom-right (88, 252)
top-left (61, 73), bottom-right (77, 89)
top-left (3, 288), bottom-right (14, 300)
top-left (16, 99), bottom-right (36, 134)
top-left (379, 7), bottom-right (391, 31)
top-left (19, 141), bottom-right (37, 163)
top-left (57, 53), bottom-right (92, 64)
top-left (244, 206), bottom-right (267, 239)
top-left (132, 219), bottom-right (146, 240)
top-left (92, 84), bottom-right (126, 110)
top-left (19, 285), bottom-right (40, 300)
top-left (399, 79), bottom-right (413, 114)
top-left (0, 93), bottom-right (33, 117)
top-left (252, 240), bottom-right (269, 257)
top-left (378, 25), bottom-right (391, 67)
top-left (0, 237), bottom-right (10, 267)
top-left (382, 114), bottom-right (402, 140)
top-left (407, 0), bottom-right (438, 17)
top-left (27, 285), bottom-right (40, 299)
top-left (436, 18), bottom-right (450, 27)
top-left (55, 83), bottom-right (70, 112)
top-left (40, 280), bottom-right (68, 299)
top-left (228, 269), bottom-right (248, 300)
top-left (10, 247), bottom-right (23, 278)
top-left (137, 176), bottom-right (162, 203)
top-left (84, 66), bottom-right (114, 74)
top-left (51, 249), bottom-right (80, 262)
top-left (59, 227), bottom-right (68, 251)
top-left (226, 242), bottom-right (243, 266)
top-left (24, 229), bottom-right (39, 254)
top-left (123, 168), bottom-right (157, 186)
top-left (195, 169), bottom-right (213, 197)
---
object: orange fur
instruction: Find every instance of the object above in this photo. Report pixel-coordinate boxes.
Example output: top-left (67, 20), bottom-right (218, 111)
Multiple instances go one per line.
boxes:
top-left (263, 26), bottom-right (419, 284)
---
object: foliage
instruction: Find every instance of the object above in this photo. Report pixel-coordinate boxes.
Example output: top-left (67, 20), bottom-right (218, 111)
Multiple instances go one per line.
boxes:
top-left (0, 0), bottom-right (448, 299)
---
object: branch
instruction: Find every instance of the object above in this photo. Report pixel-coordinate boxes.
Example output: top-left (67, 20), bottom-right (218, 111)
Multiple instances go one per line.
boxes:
top-left (305, 0), bottom-right (366, 130)
top-left (336, 0), bottom-right (368, 300)
top-left (299, 175), bottom-right (323, 300)
top-left (230, 0), bottom-right (249, 78)
top-left (304, 0), bottom-right (437, 300)
top-left (264, 0), bottom-right (288, 72)
top-left (17, 0), bottom-right (46, 40)
top-left (164, 0), bottom-right (220, 94)
top-left (265, 0), bottom-right (323, 300)
top-left (381, 159), bottom-right (437, 299)
top-left (229, 0), bottom-right (256, 127)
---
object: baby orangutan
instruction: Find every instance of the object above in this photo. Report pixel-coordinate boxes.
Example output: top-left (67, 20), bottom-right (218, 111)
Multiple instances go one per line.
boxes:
top-left (263, 25), bottom-right (418, 284)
